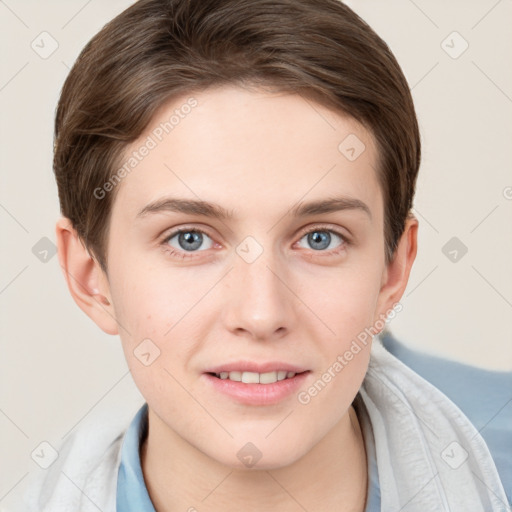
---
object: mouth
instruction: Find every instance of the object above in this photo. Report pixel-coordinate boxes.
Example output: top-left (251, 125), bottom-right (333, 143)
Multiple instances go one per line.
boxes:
top-left (202, 367), bottom-right (312, 406)
top-left (206, 370), bottom-right (308, 384)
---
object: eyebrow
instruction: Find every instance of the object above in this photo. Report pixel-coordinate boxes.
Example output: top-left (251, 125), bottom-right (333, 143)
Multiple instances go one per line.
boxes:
top-left (291, 196), bottom-right (371, 219)
top-left (136, 195), bottom-right (372, 221)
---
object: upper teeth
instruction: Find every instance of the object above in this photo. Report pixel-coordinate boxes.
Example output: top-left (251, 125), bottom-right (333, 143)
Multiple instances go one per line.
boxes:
top-left (216, 370), bottom-right (297, 384)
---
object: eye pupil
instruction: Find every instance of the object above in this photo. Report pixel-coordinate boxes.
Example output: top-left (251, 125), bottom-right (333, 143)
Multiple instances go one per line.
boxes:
top-left (179, 231), bottom-right (202, 251)
top-left (308, 231), bottom-right (330, 250)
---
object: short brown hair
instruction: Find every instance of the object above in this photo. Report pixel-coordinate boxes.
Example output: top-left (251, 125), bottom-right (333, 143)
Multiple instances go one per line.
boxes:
top-left (54, 0), bottom-right (420, 273)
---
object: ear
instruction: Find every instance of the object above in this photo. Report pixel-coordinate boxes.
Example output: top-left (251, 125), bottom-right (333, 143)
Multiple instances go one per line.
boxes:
top-left (55, 217), bottom-right (119, 335)
top-left (374, 214), bottom-right (418, 328)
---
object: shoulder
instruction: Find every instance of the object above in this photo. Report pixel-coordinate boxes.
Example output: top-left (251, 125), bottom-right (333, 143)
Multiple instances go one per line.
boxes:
top-left (379, 331), bottom-right (512, 436)
top-left (18, 406), bottom-right (134, 512)
top-left (379, 330), bottom-right (512, 504)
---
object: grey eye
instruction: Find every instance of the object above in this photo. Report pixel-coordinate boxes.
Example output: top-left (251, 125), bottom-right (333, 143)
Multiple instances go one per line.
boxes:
top-left (166, 230), bottom-right (214, 252)
top-left (297, 230), bottom-right (344, 251)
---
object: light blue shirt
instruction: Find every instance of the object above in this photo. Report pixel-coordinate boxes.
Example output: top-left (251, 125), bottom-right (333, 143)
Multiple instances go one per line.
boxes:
top-left (116, 402), bottom-right (154, 510)
top-left (116, 333), bottom-right (512, 511)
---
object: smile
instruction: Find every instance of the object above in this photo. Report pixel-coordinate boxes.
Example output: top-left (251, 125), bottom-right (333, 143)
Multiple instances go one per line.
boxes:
top-left (210, 370), bottom-right (300, 384)
top-left (203, 370), bottom-right (312, 406)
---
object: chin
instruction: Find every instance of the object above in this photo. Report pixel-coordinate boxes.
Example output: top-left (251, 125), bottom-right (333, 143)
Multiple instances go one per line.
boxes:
top-left (209, 438), bottom-right (308, 471)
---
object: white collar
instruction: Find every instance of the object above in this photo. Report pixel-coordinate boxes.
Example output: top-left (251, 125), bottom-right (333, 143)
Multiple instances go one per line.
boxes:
top-left (358, 338), bottom-right (509, 511)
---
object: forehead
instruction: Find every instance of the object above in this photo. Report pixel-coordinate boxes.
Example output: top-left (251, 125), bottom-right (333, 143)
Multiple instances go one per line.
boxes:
top-left (112, 84), bottom-right (382, 224)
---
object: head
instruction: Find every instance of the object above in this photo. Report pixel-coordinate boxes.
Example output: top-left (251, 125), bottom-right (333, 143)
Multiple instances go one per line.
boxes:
top-left (55, 0), bottom-right (419, 469)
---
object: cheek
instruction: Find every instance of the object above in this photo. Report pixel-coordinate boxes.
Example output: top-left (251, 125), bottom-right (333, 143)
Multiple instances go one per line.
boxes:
top-left (107, 259), bottom-right (215, 372)
top-left (108, 255), bottom-right (200, 331)
top-left (299, 264), bottom-right (382, 340)
top-left (297, 282), bottom-right (375, 419)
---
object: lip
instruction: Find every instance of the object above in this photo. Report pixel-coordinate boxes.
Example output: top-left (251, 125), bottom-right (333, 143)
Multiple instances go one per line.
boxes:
top-left (201, 370), bottom-right (312, 406)
top-left (204, 361), bottom-right (309, 374)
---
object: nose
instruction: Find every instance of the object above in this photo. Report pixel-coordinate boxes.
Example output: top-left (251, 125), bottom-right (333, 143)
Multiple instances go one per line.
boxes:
top-left (221, 242), bottom-right (297, 341)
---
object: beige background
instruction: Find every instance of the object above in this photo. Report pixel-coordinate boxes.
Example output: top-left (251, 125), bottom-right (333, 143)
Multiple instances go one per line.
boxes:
top-left (1, 0), bottom-right (511, 507)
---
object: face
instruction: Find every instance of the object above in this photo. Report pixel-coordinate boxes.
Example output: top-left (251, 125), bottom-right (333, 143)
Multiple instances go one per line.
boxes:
top-left (101, 84), bottom-right (393, 469)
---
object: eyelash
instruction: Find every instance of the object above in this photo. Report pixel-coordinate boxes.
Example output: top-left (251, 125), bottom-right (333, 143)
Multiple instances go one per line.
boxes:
top-left (160, 225), bottom-right (350, 260)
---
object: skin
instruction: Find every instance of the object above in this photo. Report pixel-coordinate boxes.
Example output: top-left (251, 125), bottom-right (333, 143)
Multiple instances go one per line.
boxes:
top-left (56, 84), bottom-right (418, 511)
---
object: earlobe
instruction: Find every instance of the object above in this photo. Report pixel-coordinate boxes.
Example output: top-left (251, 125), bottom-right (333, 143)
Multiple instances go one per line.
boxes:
top-left (374, 215), bottom-right (419, 327)
top-left (55, 217), bottom-right (119, 335)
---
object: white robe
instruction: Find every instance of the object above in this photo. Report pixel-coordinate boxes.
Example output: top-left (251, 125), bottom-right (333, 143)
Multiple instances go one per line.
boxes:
top-left (15, 338), bottom-right (509, 511)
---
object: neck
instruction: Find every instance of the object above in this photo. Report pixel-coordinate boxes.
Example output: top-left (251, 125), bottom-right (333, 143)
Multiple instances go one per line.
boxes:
top-left (141, 405), bottom-right (368, 512)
